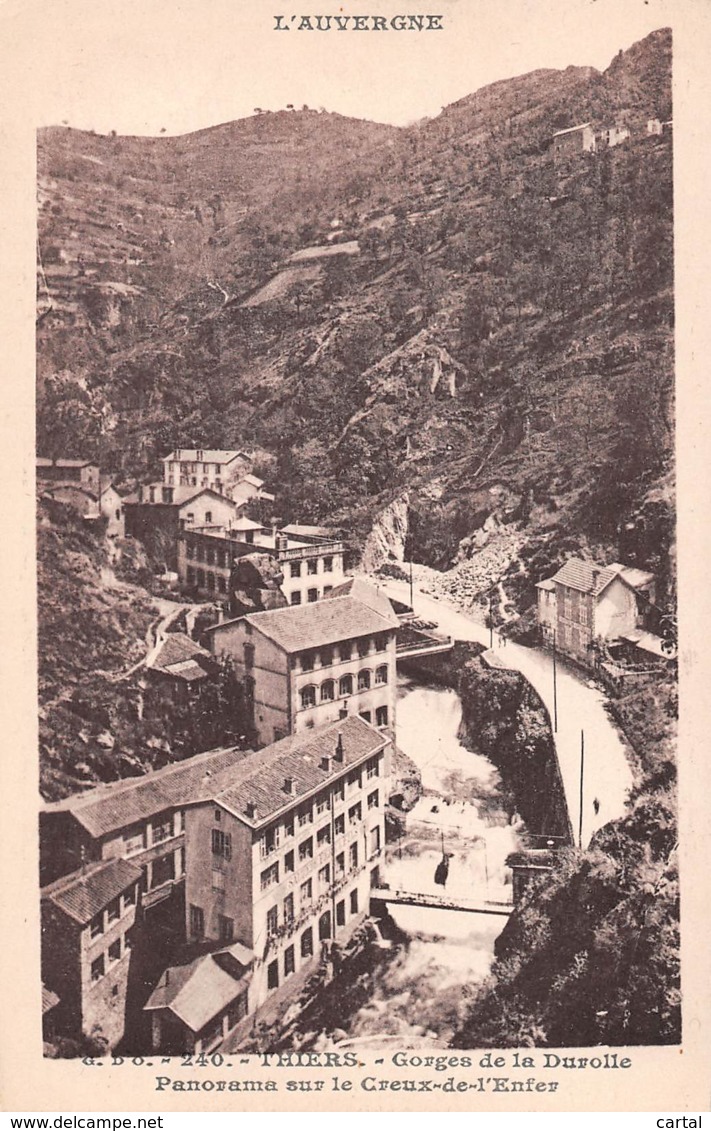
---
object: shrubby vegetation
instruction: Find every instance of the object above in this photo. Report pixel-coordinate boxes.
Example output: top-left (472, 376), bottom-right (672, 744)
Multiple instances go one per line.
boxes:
top-left (454, 672), bottom-right (679, 1047)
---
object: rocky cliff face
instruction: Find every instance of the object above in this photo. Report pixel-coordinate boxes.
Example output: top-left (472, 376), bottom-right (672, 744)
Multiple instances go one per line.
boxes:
top-left (37, 28), bottom-right (675, 611)
top-left (361, 495), bottom-right (409, 573)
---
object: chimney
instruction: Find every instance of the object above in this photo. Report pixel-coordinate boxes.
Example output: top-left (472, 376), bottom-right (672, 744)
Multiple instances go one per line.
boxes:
top-left (334, 731), bottom-right (344, 763)
top-left (338, 704), bottom-right (348, 721)
top-left (245, 801), bottom-right (257, 819)
top-left (165, 970), bottom-right (170, 986)
top-left (320, 755), bottom-right (332, 772)
top-left (283, 776), bottom-right (294, 795)
top-left (591, 568), bottom-right (600, 593)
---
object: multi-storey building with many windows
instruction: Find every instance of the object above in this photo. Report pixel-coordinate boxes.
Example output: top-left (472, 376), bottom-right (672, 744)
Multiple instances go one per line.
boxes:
top-left (41, 857), bottom-right (142, 1050)
top-left (39, 746), bottom-right (248, 903)
top-left (143, 716), bottom-right (388, 1053)
top-left (176, 522), bottom-right (346, 607)
top-left (536, 557), bottom-right (657, 664)
top-left (203, 589), bottom-right (398, 747)
top-left (161, 449), bottom-right (254, 495)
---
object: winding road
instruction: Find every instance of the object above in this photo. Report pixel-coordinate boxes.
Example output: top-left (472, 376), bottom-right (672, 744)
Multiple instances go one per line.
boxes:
top-left (379, 575), bottom-right (635, 849)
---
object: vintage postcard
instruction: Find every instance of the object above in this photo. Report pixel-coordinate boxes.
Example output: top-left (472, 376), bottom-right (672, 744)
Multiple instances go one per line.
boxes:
top-left (1, 0), bottom-right (710, 1114)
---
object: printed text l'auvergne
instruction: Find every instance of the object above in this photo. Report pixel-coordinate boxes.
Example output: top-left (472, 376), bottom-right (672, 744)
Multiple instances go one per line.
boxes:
top-left (273, 14), bottom-right (444, 31)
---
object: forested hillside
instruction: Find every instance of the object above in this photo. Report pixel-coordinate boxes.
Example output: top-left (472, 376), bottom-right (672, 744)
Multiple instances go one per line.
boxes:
top-left (37, 28), bottom-right (674, 613)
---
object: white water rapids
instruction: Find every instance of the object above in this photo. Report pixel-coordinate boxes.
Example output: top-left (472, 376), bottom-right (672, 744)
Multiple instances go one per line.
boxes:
top-left (312, 675), bottom-right (523, 1049)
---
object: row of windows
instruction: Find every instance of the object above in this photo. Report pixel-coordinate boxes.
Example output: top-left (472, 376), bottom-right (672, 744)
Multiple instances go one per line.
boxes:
top-left (288, 556), bottom-right (337, 578)
top-left (297, 636), bottom-right (389, 672)
top-left (123, 812), bottom-right (177, 856)
top-left (186, 541), bottom-right (232, 569)
top-left (260, 818), bottom-right (382, 896)
top-left (89, 932), bottom-right (132, 982)
top-left (299, 667), bottom-right (389, 709)
top-left (265, 888), bottom-right (363, 990)
top-left (255, 765), bottom-right (380, 859)
top-left (186, 567), bottom-right (228, 594)
top-left (290, 586), bottom-right (332, 605)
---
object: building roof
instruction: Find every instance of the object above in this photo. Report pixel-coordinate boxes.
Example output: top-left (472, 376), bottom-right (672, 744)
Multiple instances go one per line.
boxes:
top-left (619, 630), bottom-right (670, 659)
top-left (162, 450), bottom-right (249, 466)
top-left (206, 594), bottom-right (395, 653)
top-left (609, 564), bottom-right (656, 591)
top-left (280, 523), bottom-right (338, 539)
top-left (126, 485), bottom-right (236, 510)
top-left (41, 746), bottom-right (250, 840)
top-left (196, 714), bottom-right (388, 829)
top-left (552, 122), bottom-right (592, 138)
top-left (535, 578), bottom-right (557, 592)
top-left (37, 458), bottom-right (96, 469)
top-left (147, 633), bottom-right (213, 681)
top-left (325, 578), bottom-right (400, 627)
top-left (240, 474), bottom-right (264, 488)
top-left (99, 476), bottom-right (124, 496)
top-left (232, 516), bottom-right (265, 531)
top-left (550, 558), bottom-right (622, 596)
top-left (144, 943), bottom-right (253, 1032)
top-left (41, 857), bottom-right (142, 925)
top-left (41, 482), bottom-right (99, 503)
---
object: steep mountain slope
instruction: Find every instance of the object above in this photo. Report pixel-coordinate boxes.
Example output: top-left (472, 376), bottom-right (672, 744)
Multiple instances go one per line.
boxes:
top-left (37, 29), bottom-right (674, 610)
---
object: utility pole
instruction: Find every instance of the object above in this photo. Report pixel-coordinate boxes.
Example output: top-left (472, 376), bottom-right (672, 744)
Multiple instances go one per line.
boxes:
top-left (409, 560), bottom-right (414, 610)
top-left (488, 589), bottom-right (494, 649)
top-left (552, 629), bottom-right (558, 733)
top-left (578, 729), bottom-right (585, 849)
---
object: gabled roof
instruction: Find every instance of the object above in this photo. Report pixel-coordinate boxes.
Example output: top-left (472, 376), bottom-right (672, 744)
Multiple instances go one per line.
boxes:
top-left (147, 633), bottom-right (213, 678)
top-left (144, 943), bottom-right (253, 1032)
top-left (280, 523), bottom-right (338, 539)
top-left (41, 858), bottom-right (142, 925)
top-left (550, 558), bottom-right (622, 596)
top-left (41, 746), bottom-right (250, 840)
top-left (609, 564), bottom-right (656, 591)
top-left (99, 476), bottom-right (124, 496)
top-left (195, 715), bottom-right (387, 829)
top-left (205, 594), bottom-right (395, 653)
top-left (325, 578), bottom-right (400, 628)
top-left (162, 449), bottom-right (250, 466)
top-left (240, 474), bottom-right (264, 488)
top-left (232, 516), bottom-right (264, 531)
top-left (126, 485), bottom-right (237, 509)
top-left (535, 578), bottom-right (556, 592)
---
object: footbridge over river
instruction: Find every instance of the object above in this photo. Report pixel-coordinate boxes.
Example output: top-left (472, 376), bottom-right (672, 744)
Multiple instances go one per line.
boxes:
top-left (370, 887), bottom-right (513, 917)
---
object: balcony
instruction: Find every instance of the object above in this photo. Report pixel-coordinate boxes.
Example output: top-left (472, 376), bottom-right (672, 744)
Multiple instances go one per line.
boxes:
top-left (277, 542), bottom-right (343, 563)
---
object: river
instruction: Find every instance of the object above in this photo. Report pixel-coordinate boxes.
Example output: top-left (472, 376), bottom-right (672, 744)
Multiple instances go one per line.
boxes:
top-left (310, 674), bottom-right (522, 1049)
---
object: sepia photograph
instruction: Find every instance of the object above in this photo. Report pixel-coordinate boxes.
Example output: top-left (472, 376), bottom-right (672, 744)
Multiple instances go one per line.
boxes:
top-left (9, 0), bottom-right (704, 1109)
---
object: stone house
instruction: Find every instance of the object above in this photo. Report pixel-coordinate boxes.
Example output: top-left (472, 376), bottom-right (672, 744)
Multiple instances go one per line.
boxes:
top-left (124, 485), bottom-right (239, 569)
top-left (41, 857), bottom-right (142, 1050)
top-left (551, 123), bottom-right (596, 163)
top-left (536, 557), bottom-right (656, 664)
top-left (37, 458), bottom-right (100, 494)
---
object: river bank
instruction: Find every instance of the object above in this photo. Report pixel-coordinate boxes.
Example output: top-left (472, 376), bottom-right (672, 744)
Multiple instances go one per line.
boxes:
top-left (291, 669), bottom-right (523, 1049)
